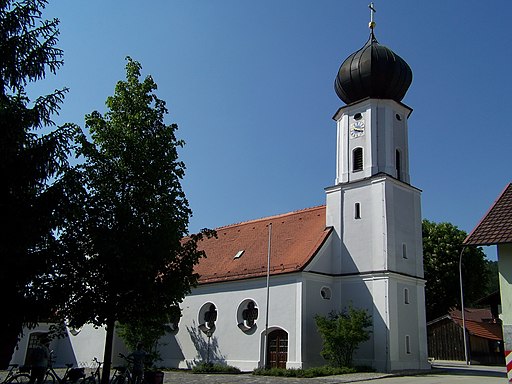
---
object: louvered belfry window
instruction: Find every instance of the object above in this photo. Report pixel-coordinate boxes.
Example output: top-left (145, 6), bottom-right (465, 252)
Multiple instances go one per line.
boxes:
top-left (353, 147), bottom-right (363, 172)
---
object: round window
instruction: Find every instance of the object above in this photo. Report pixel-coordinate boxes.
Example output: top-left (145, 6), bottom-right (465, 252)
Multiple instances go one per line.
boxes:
top-left (198, 302), bottom-right (217, 336)
top-left (320, 287), bottom-right (332, 300)
top-left (236, 299), bottom-right (259, 332)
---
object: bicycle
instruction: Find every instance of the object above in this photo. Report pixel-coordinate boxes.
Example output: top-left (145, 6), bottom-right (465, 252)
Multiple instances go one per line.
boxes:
top-left (1, 364), bottom-right (31, 384)
top-left (39, 353), bottom-right (85, 384)
top-left (110, 355), bottom-right (137, 384)
top-left (79, 358), bottom-right (102, 384)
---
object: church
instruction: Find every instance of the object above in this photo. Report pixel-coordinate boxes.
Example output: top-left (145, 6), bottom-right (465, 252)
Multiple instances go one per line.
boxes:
top-left (10, 7), bottom-right (430, 373)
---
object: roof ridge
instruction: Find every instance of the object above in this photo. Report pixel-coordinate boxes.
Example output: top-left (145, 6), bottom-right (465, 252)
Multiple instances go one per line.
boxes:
top-left (214, 205), bottom-right (326, 230)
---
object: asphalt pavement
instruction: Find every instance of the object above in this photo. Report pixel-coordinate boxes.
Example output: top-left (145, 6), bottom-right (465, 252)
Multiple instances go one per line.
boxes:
top-left (2, 361), bottom-right (507, 384)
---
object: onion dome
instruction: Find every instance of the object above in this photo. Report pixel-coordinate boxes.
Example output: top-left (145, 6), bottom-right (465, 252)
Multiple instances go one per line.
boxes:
top-left (334, 30), bottom-right (412, 105)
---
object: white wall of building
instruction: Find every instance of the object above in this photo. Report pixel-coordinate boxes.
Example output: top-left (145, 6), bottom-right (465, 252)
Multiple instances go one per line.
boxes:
top-left (300, 272), bottom-right (336, 368)
top-left (333, 99), bottom-right (412, 185)
top-left (498, 243), bottom-right (512, 352)
top-left (11, 324), bottom-right (107, 368)
top-left (325, 95), bottom-right (429, 372)
top-left (160, 273), bottom-right (304, 371)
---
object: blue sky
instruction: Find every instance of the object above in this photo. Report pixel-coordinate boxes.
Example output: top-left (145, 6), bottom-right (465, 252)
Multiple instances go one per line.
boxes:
top-left (33, 1), bottom-right (511, 258)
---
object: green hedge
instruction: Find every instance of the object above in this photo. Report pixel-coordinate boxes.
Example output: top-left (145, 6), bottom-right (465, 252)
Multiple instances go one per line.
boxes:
top-left (253, 365), bottom-right (373, 378)
top-left (191, 362), bottom-right (241, 374)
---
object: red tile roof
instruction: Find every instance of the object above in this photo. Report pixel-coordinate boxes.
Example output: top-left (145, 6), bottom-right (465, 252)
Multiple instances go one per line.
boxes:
top-left (450, 308), bottom-right (494, 323)
top-left (449, 308), bottom-right (503, 341)
top-left (194, 206), bottom-right (331, 284)
top-left (464, 183), bottom-right (512, 246)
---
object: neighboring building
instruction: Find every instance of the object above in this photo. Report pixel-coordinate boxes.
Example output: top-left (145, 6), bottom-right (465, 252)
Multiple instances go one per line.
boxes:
top-left (464, 183), bottom-right (512, 377)
top-left (11, 13), bottom-right (430, 372)
top-left (427, 308), bottom-right (504, 365)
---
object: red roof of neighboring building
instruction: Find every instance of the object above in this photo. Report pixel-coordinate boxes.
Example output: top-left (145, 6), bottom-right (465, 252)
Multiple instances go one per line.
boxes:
top-left (194, 206), bottom-right (331, 284)
top-left (464, 183), bottom-right (512, 246)
top-left (449, 308), bottom-right (503, 341)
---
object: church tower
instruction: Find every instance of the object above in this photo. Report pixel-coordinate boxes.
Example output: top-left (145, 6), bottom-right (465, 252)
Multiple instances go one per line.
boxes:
top-left (325, 5), bottom-right (429, 371)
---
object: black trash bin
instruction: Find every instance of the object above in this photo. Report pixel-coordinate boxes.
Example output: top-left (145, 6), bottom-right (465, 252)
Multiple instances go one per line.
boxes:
top-left (144, 370), bottom-right (164, 384)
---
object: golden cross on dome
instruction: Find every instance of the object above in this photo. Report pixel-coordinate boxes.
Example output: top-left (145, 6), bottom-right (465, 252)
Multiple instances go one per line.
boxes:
top-left (369, 2), bottom-right (376, 30)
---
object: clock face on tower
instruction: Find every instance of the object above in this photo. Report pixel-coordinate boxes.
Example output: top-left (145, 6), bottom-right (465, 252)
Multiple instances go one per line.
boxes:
top-left (350, 120), bottom-right (365, 138)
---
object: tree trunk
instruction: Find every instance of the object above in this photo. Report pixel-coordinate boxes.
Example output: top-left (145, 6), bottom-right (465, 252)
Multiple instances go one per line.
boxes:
top-left (101, 317), bottom-right (115, 384)
top-left (0, 320), bottom-right (22, 369)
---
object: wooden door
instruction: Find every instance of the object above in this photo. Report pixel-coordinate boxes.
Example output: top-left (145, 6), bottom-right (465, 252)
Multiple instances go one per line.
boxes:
top-left (267, 329), bottom-right (288, 368)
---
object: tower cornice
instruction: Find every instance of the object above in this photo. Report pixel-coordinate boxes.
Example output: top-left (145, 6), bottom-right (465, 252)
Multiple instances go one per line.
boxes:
top-left (332, 97), bottom-right (413, 121)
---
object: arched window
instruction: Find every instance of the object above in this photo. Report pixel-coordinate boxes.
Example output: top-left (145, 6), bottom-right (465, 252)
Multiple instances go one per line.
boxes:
top-left (396, 149), bottom-right (402, 180)
top-left (353, 147), bottom-right (363, 172)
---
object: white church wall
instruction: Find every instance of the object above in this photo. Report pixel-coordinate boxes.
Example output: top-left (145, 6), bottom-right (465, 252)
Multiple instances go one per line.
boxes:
top-left (161, 273), bottom-right (304, 371)
top-left (337, 273), bottom-right (428, 372)
top-left (325, 186), bottom-right (343, 275)
top-left (303, 232), bottom-right (335, 275)
top-left (392, 277), bottom-right (429, 370)
top-left (333, 100), bottom-right (412, 185)
top-left (385, 181), bottom-right (424, 278)
top-left (327, 176), bottom-right (424, 280)
top-left (66, 324), bottom-right (108, 367)
top-left (374, 101), bottom-right (411, 182)
top-left (301, 273), bottom-right (336, 368)
top-left (11, 324), bottom-right (52, 367)
top-left (391, 106), bottom-right (410, 183)
top-left (11, 324), bottom-right (106, 369)
top-left (336, 274), bottom-right (378, 369)
top-left (329, 178), bottom-right (389, 274)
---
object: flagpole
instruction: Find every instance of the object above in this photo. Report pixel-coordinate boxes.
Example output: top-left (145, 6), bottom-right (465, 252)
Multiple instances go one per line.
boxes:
top-left (459, 246), bottom-right (470, 365)
top-left (263, 222), bottom-right (272, 368)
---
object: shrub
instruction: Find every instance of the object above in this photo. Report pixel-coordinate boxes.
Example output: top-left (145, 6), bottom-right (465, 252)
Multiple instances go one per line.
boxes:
top-left (315, 305), bottom-right (372, 368)
top-left (191, 362), bottom-right (241, 374)
top-left (252, 365), bottom-right (363, 378)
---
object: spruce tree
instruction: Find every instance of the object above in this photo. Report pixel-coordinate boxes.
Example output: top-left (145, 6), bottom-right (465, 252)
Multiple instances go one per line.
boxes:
top-left (0, 0), bottom-right (74, 367)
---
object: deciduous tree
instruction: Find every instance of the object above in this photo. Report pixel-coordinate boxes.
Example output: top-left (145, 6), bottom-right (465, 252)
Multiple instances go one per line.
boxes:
top-left (422, 220), bottom-right (489, 321)
top-left (57, 58), bottom-right (213, 384)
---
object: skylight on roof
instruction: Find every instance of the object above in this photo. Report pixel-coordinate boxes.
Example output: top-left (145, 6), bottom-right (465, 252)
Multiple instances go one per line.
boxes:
top-left (233, 250), bottom-right (245, 260)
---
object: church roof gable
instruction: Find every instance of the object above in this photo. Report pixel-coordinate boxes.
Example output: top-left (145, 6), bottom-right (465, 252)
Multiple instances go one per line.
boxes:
top-left (464, 183), bottom-right (512, 246)
top-left (194, 206), bottom-right (331, 284)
